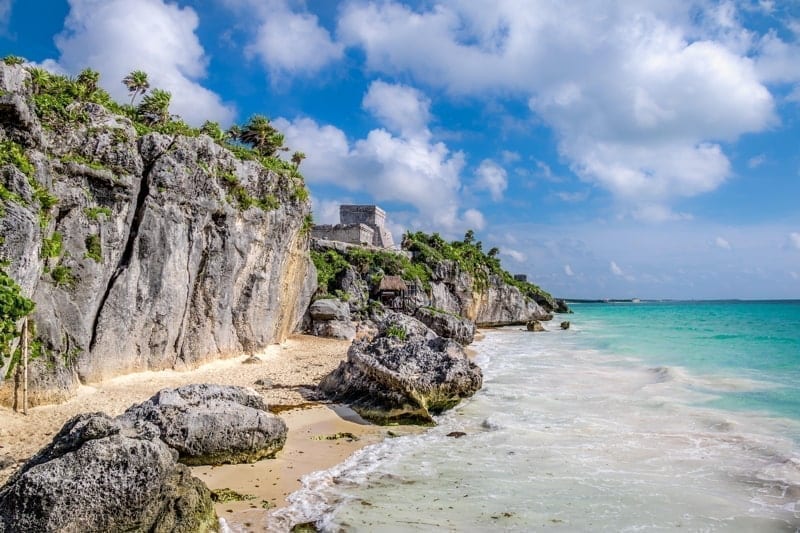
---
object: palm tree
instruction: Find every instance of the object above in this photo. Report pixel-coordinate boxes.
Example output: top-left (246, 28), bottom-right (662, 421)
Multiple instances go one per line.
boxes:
top-left (122, 70), bottom-right (149, 105)
top-left (138, 88), bottom-right (171, 125)
top-left (225, 124), bottom-right (242, 143)
top-left (291, 151), bottom-right (306, 170)
top-left (27, 67), bottom-right (51, 95)
top-left (76, 68), bottom-right (100, 96)
top-left (239, 115), bottom-right (285, 156)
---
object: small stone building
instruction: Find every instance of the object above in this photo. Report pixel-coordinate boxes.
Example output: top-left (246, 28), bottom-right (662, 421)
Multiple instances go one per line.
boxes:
top-left (311, 205), bottom-right (395, 248)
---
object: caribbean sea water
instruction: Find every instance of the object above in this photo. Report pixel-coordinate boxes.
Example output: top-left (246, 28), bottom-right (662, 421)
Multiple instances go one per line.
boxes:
top-left (270, 301), bottom-right (800, 532)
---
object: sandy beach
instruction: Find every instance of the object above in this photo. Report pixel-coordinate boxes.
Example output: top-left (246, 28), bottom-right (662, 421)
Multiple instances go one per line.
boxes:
top-left (0, 334), bottom-right (389, 530)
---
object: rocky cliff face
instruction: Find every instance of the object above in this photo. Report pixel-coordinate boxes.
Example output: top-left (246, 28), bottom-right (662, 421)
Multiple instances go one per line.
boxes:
top-left (0, 64), bottom-right (316, 406)
top-left (427, 260), bottom-right (550, 327)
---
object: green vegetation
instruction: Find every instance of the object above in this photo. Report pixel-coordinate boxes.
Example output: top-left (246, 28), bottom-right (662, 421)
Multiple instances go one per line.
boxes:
top-left (61, 153), bottom-right (109, 172)
top-left (50, 265), bottom-right (75, 288)
top-left (0, 140), bottom-right (35, 178)
top-left (2, 55), bottom-right (25, 66)
top-left (0, 265), bottom-right (36, 379)
top-left (84, 206), bottom-right (112, 221)
top-left (385, 325), bottom-right (408, 340)
top-left (401, 230), bottom-right (554, 305)
top-left (300, 213), bottom-right (314, 236)
top-left (122, 70), bottom-right (149, 106)
top-left (85, 234), bottom-right (102, 263)
top-left (41, 232), bottom-right (63, 258)
top-left (210, 488), bottom-right (255, 503)
top-left (311, 250), bottom-right (350, 294)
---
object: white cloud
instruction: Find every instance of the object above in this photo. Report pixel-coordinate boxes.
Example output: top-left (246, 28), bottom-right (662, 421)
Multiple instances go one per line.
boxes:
top-left (502, 249), bottom-right (526, 262)
top-left (501, 150), bottom-right (520, 163)
top-left (274, 82), bottom-right (479, 233)
top-left (564, 264), bottom-right (574, 276)
top-left (338, 1), bottom-right (777, 217)
top-left (715, 236), bottom-right (732, 250)
top-left (631, 204), bottom-right (693, 223)
top-left (748, 154), bottom-right (766, 168)
top-left (362, 80), bottom-right (431, 138)
top-left (311, 197), bottom-right (347, 225)
top-left (610, 260), bottom-right (624, 276)
top-left (46, 0), bottom-right (234, 125)
top-left (474, 159), bottom-right (507, 201)
top-left (243, 0), bottom-right (343, 77)
top-left (556, 190), bottom-right (588, 203)
top-left (790, 232), bottom-right (800, 250)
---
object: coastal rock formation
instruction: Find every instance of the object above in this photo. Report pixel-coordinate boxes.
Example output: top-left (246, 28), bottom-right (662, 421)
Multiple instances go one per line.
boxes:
top-left (121, 384), bottom-right (287, 465)
top-left (0, 413), bottom-right (217, 533)
top-left (0, 63), bottom-right (315, 406)
top-left (414, 306), bottom-right (475, 345)
top-left (560, 321), bottom-right (570, 330)
top-left (429, 261), bottom-right (552, 327)
top-left (308, 298), bottom-right (356, 340)
top-left (526, 320), bottom-right (545, 332)
top-left (319, 313), bottom-right (482, 425)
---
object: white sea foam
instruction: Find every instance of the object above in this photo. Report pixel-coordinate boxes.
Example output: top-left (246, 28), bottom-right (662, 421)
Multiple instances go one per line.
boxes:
top-left (267, 327), bottom-right (800, 532)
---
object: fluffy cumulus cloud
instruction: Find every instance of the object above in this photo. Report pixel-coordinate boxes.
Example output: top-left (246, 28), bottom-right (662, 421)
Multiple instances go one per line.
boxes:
top-left (715, 236), bottom-right (732, 250)
top-left (45, 0), bottom-right (234, 125)
top-left (564, 264), bottom-right (574, 277)
top-left (275, 80), bottom-right (478, 232)
top-left (474, 159), bottom-right (507, 201)
top-left (337, 1), bottom-right (779, 219)
top-left (241, 0), bottom-right (343, 77)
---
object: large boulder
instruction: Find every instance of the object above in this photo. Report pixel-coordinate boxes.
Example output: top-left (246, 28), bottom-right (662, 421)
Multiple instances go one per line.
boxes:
top-left (309, 298), bottom-right (350, 321)
top-left (414, 306), bottom-right (475, 345)
top-left (310, 320), bottom-right (356, 340)
top-left (0, 413), bottom-right (217, 533)
top-left (121, 384), bottom-right (287, 466)
top-left (319, 313), bottom-right (482, 425)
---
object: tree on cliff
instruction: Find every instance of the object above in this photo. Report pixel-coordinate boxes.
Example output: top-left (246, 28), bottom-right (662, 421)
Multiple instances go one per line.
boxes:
top-left (291, 151), bottom-right (306, 170)
top-left (76, 68), bottom-right (100, 96)
top-left (122, 70), bottom-right (149, 105)
top-left (138, 88), bottom-right (172, 125)
top-left (238, 115), bottom-right (286, 157)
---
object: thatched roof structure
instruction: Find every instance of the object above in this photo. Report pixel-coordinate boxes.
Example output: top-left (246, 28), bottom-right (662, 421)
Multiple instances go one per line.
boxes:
top-left (378, 275), bottom-right (408, 292)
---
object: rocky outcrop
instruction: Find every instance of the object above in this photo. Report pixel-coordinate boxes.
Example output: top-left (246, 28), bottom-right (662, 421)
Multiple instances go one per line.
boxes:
top-left (0, 413), bottom-right (217, 533)
top-left (308, 298), bottom-right (355, 340)
top-left (526, 320), bottom-right (545, 332)
top-left (414, 306), bottom-right (475, 345)
top-left (560, 321), bottom-right (570, 330)
top-left (555, 299), bottom-right (572, 314)
top-left (121, 384), bottom-right (287, 466)
top-left (0, 64), bottom-right (316, 406)
top-left (319, 313), bottom-right (482, 425)
top-left (428, 261), bottom-right (551, 327)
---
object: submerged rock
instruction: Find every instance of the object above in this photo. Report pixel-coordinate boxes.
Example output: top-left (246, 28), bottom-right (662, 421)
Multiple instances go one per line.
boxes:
top-left (319, 313), bottom-right (482, 425)
top-left (0, 413), bottom-right (217, 533)
top-left (560, 321), bottom-right (570, 330)
top-left (526, 320), bottom-right (545, 332)
top-left (414, 306), bottom-right (476, 345)
top-left (121, 384), bottom-right (287, 466)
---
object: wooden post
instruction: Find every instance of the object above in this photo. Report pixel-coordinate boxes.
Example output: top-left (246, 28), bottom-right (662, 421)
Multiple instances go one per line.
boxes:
top-left (22, 318), bottom-right (28, 416)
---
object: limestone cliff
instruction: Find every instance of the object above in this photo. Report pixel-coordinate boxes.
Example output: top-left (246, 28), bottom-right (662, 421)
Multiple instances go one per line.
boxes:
top-left (0, 64), bottom-right (316, 406)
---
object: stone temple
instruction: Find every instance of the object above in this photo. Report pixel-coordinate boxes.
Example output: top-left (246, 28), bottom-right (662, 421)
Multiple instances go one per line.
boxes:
top-left (311, 205), bottom-right (395, 248)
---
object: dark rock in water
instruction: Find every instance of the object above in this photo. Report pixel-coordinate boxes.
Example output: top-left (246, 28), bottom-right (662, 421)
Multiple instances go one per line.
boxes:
top-left (291, 522), bottom-right (319, 532)
top-left (0, 413), bottom-right (217, 533)
top-left (526, 320), bottom-right (545, 332)
top-left (560, 321), bottom-right (570, 330)
top-left (319, 313), bottom-right (482, 425)
top-left (414, 306), bottom-right (475, 345)
top-left (555, 299), bottom-right (573, 314)
top-left (447, 431), bottom-right (467, 438)
top-left (121, 384), bottom-right (287, 466)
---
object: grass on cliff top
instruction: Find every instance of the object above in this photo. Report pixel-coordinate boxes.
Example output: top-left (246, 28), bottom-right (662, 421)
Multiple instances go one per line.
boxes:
top-left (10, 59), bottom-right (310, 207)
top-left (402, 230), bottom-right (555, 306)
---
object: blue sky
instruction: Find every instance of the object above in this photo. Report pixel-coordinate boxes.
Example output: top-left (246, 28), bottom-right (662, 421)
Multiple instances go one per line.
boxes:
top-left (2, 0), bottom-right (800, 299)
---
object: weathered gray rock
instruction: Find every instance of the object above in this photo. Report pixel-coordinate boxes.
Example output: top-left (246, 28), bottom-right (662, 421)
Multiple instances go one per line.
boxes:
top-left (336, 266), bottom-right (369, 314)
top-left (555, 299), bottom-right (572, 314)
top-left (311, 319), bottom-right (356, 340)
top-left (526, 320), bottom-right (545, 332)
top-left (0, 63), bottom-right (315, 406)
top-left (560, 321), bottom-right (570, 330)
top-left (414, 306), bottom-right (475, 345)
top-left (309, 298), bottom-right (350, 321)
top-left (121, 384), bottom-right (287, 466)
top-left (319, 313), bottom-right (482, 425)
top-left (0, 413), bottom-right (217, 533)
top-left (428, 261), bottom-right (551, 327)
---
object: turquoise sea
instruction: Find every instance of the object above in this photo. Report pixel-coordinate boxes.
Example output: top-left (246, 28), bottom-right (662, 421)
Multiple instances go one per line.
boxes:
top-left (270, 301), bottom-right (800, 532)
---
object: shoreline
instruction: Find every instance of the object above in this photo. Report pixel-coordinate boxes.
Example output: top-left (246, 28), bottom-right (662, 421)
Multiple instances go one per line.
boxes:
top-left (0, 334), bottom-right (390, 530)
